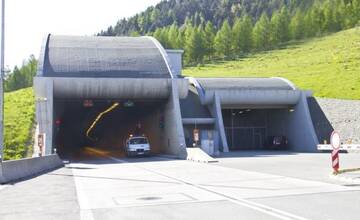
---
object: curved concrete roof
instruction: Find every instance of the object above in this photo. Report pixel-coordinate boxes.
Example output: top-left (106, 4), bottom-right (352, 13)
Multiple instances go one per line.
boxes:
top-left (37, 35), bottom-right (172, 78)
top-left (196, 78), bottom-right (296, 91)
top-left (188, 77), bottom-right (300, 106)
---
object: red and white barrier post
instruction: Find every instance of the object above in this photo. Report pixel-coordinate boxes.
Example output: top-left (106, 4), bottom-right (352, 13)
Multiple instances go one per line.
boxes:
top-left (330, 131), bottom-right (341, 173)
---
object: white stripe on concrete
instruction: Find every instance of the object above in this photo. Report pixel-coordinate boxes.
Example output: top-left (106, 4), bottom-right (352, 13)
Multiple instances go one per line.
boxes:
top-left (72, 165), bottom-right (95, 220)
top-left (107, 156), bottom-right (308, 220)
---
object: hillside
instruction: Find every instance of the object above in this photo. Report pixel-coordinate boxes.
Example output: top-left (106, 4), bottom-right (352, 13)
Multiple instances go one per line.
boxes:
top-left (184, 27), bottom-right (360, 100)
top-left (100, 0), bottom-right (316, 36)
top-left (4, 88), bottom-right (35, 160)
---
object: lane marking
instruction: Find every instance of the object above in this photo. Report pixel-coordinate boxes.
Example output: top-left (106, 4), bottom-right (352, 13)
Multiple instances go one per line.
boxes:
top-left (108, 156), bottom-right (309, 220)
top-left (71, 165), bottom-right (96, 220)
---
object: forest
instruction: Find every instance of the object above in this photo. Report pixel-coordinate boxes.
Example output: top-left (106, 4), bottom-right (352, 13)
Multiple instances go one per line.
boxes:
top-left (100, 0), bottom-right (360, 65)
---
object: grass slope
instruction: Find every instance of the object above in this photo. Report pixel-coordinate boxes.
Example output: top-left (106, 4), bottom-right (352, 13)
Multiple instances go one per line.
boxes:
top-left (184, 28), bottom-right (360, 100)
top-left (4, 88), bottom-right (35, 160)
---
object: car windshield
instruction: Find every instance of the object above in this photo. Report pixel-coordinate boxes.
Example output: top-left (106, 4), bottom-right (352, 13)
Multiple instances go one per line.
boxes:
top-left (129, 138), bottom-right (148, 145)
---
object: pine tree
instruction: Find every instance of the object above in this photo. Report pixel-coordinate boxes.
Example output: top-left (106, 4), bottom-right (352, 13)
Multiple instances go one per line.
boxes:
top-left (290, 10), bottom-right (305, 40)
top-left (252, 13), bottom-right (271, 50)
top-left (232, 15), bottom-right (253, 54)
top-left (168, 23), bottom-right (180, 49)
top-left (214, 20), bottom-right (233, 58)
top-left (323, 0), bottom-right (334, 32)
top-left (204, 21), bottom-right (216, 60)
top-left (279, 7), bottom-right (290, 42)
top-left (232, 17), bottom-right (243, 55)
top-left (270, 11), bottom-right (282, 46)
top-left (239, 15), bottom-right (253, 53)
top-left (185, 26), bottom-right (205, 64)
top-left (353, 0), bottom-right (360, 26)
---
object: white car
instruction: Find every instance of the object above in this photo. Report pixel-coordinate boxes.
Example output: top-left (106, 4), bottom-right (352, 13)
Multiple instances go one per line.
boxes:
top-left (125, 136), bottom-right (151, 157)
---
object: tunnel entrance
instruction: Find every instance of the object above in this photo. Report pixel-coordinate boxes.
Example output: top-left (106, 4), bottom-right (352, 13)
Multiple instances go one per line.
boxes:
top-left (222, 108), bottom-right (293, 151)
top-left (53, 99), bottom-right (166, 159)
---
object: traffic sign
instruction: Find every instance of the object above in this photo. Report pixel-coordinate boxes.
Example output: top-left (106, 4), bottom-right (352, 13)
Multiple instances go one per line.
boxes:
top-left (330, 131), bottom-right (340, 172)
top-left (330, 131), bottom-right (341, 149)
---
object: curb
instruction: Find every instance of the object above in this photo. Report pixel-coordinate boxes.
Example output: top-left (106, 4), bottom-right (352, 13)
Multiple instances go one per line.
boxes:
top-left (329, 171), bottom-right (360, 184)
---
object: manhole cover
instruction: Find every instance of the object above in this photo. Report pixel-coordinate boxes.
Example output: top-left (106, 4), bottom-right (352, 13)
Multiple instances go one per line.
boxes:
top-left (137, 196), bottom-right (162, 201)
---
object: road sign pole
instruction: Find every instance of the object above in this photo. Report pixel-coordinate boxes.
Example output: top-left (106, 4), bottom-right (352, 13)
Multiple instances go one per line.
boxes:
top-left (332, 148), bottom-right (340, 172)
top-left (330, 131), bottom-right (341, 173)
top-left (0, 0), bottom-right (5, 163)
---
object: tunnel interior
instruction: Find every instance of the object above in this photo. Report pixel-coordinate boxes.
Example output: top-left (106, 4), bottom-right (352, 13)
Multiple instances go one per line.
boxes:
top-left (222, 108), bottom-right (294, 151)
top-left (53, 99), bottom-right (166, 159)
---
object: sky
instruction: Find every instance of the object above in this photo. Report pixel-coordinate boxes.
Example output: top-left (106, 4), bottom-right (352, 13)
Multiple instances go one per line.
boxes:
top-left (2, 0), bottom-right (161, 70)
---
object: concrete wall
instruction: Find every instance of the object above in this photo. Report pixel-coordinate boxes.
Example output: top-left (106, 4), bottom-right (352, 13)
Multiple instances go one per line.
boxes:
top-left (0, 155), bottom-right (63, 184)
top-left (208, 92), bottom-right (229, 153)
top-left (204, 89), bottom-right (301, 107)
top-left (162, 79), bottom-right (187, 158)
top-left (34, 80), bottom-right (54, 155)
top-left (282, 92), bottom-right (319, 152)
top-left (34, 77), bottom-right (189, 99)
top-left (165, 50), bottom-right (183, 76)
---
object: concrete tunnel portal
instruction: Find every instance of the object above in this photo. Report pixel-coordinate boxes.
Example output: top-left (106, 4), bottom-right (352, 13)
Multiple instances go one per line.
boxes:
top-left (34, 34), bottom-right (321, 161)
top-left (34, 35), bottom-right (189, 159)
top-left (54, 99), bottom-right (167, 158)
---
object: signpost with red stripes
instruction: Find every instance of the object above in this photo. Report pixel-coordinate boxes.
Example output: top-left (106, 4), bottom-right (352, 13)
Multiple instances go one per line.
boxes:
top-left (330, 131), bottom-right (341, 173)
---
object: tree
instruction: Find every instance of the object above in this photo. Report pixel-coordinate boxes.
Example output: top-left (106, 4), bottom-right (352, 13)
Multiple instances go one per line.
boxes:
top-left (214, 20), bottom-right (233, 58)
top-left (168, 23), bottom-right (180, 48)
top-left (239, 15), bottom-right (254, 53)
top-left (290, 10), bottom-right (305, 40)
top-left (203, 21), bottom-right (216, 60)
top-left (232, 15), bottom-right (253, 55)
top-left (184, 26), bottom-right (205, 64)
top-left (232, 17), bottom-right (243, 55)
top-left (5, 55), bottom-right (38, 92)
top-left (252, 13), bottom-right (271, 50)
top-left (270, 11), bottom-right (282, 46)
top-left (307, 5), bottom-right (324, 37)
top-left (322, 0), bottom-right (336, 32)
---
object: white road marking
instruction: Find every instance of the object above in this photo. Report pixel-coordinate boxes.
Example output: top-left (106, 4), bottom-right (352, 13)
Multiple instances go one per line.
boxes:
top-left (108, 156), bottom-right (309, 220)
top-left (71, 164), bottom-right (96, 220)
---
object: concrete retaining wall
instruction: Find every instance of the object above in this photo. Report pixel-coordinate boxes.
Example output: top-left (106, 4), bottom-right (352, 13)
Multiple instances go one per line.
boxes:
top-left (0, 155), bottom-right (63, 184)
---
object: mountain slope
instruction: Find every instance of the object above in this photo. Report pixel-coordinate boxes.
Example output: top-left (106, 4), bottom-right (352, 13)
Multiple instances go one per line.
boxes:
top-left (99, 0), bottom-right (315, 35)
top-left (184, 27), bottom-right (360, 99)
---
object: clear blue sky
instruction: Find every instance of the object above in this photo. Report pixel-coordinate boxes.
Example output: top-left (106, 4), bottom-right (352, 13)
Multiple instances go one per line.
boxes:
top-left (4, 0), bottom-right (160, 69)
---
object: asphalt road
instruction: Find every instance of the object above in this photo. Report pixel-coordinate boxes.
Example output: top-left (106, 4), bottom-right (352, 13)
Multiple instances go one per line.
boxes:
top-left (0, 150), bottom-right (359, 220)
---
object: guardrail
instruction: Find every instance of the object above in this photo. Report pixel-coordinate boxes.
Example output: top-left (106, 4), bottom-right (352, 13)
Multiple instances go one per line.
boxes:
top-left (317, 144), bottom-right (360, 151)
top-left (0, 154), bottom-right (63, 184)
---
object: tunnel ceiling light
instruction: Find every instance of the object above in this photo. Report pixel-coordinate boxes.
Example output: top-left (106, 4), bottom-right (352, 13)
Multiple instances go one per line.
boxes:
top-left (85, 102), bottom-right (120, 141)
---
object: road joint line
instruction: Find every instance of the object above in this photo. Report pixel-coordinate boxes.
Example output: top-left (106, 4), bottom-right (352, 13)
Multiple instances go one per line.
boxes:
top-left (106, 155), bottom-right (309, 220)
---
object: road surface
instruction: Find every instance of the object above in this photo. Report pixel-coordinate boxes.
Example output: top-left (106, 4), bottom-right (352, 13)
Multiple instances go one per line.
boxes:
top-left (0, 150), bottom-right (359, 220)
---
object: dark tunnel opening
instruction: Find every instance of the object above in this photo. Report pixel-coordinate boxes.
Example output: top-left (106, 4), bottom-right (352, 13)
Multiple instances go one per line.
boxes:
top-left (53, 99), bottom-right (166, 159)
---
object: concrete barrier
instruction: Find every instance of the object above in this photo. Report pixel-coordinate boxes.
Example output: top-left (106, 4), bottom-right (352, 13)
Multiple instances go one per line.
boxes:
top-left (0, 154), bottom-right (63, 184)
top-left (186, 148), bottom-right (218, 163)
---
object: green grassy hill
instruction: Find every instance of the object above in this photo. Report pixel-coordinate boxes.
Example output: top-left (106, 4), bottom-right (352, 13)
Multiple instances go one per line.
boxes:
top-left (4, 88), bottom-right (35, 160)
top-left (184, 27), bottom-right (360, 100)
